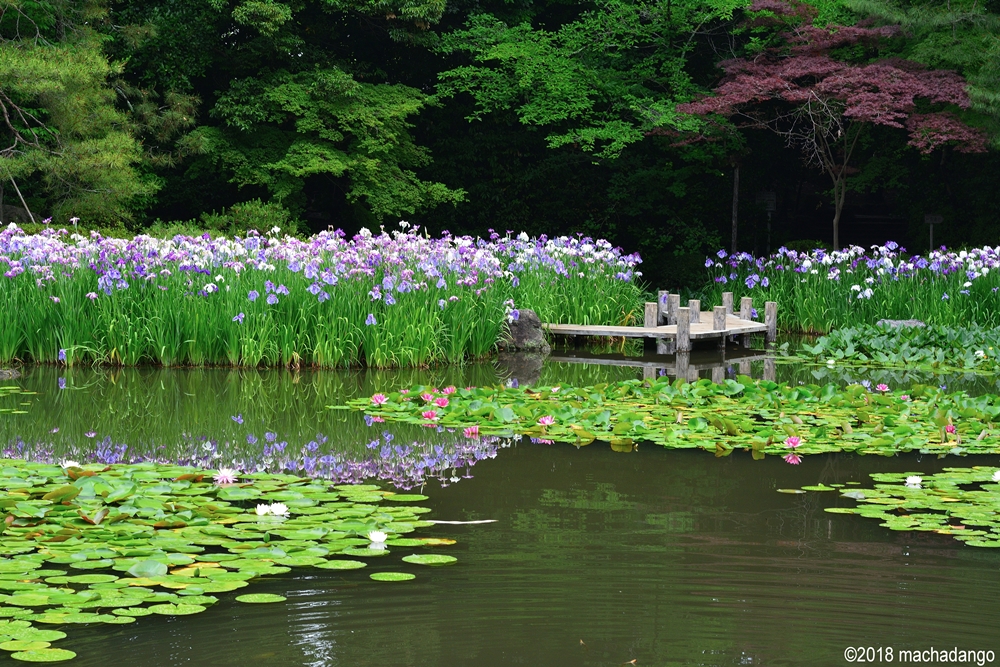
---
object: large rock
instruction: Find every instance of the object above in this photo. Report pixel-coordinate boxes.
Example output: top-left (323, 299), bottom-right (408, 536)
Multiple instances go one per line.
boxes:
top-left (497, 308), bottom-right (551, 354)
top-left (876, 319), bottom-right (925, 329)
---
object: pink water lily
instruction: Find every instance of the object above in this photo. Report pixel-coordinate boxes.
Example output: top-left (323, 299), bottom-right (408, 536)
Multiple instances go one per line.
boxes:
top-left (538, 415), bottom-right (556, 426)
top-left (784, 436), bottom-right (801, 448)
top-left (421, 410), bottom-right (438, 420)
top-left (945, 424), bottom-right (956, 434)
top-left (421, 393), bottom-right (434, 402)
top-left (463, 425), bottom-right (479, 438)
top-left (214, 468), bottom-right (239, 485)
top-left (876, 383), bottom-right (889, 392)
top-left (900, 394), bottom-right (910, 401)
top-left (434, 397), bottom-right (449, 408)
top-left (371, 393), bottom-right (388, 405)
top-left (442, 386), bottom-right (457, 395)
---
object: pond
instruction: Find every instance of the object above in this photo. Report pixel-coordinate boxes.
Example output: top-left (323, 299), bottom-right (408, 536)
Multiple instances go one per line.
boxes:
top-left (3, 350), bottom-right (1000, 666)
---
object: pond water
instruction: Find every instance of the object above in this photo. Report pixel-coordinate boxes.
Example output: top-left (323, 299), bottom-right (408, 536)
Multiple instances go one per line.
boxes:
top-left (3, 351), bottom-right (1000, 666)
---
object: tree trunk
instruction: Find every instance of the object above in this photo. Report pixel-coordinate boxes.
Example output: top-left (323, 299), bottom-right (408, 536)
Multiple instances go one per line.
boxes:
top-left (731, 162), bottom-right (739, 254)
top-left (831, 174), bottom-right (847, 251)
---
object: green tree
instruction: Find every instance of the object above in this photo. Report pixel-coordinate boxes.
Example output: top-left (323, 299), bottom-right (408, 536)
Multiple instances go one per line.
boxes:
top-left (0, 0), bottom-right (152, 224)
top-left (109, 0), bottom-right (463, 224)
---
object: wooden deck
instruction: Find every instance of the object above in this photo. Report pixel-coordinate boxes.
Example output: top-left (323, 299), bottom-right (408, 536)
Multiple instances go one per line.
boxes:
top-left (543, 313), bottom-right (767, 340)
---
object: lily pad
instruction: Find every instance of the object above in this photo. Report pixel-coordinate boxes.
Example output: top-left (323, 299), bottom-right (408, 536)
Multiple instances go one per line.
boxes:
top-left (234, 594), bottom-right (286, 604)
top-left (401, 554), bottom-right (457, 566)
top-left (10, 648), bottom-right (77, 662)
top-left (0, 641), bottom-right (51, 652)
top-left (314, 560), bottom-right (366, 570)
top-left (147, 603), bottom-right (206, 616)
top-left (369, 572), bottom-right (415, 582)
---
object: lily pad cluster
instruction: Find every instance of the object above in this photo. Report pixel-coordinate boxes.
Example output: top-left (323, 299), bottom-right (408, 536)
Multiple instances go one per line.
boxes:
top-left (786, 324), bottom-right (1000, 375)
top-left (346, 379), bottom-right (1000, 459)
top-left (0, 461), bottom-right (456, 661)
top-left (828, 467), bottom-right (1000, 548)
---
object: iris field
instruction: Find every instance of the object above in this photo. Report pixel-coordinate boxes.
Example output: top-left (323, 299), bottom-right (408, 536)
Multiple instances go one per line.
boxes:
top-left (0, 224), bottom-right (642, 368)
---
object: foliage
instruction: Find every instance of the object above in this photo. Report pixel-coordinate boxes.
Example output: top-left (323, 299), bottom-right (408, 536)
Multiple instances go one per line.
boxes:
top-left (702, 242), bottom-right (1000, 333)
top-left (0, 225), bottom-right (641, 368)
top-left (0, 460), bottom-right (456, 657)
top-left (678, 0), bottom-right (988, 250)
top-left (829, 466), bottom-right (1000, 548)
top-left (0, 0), bottom-right (152, 224)
top-left (791, 323), bottom-right (1000, 373)
top-left (348, 377), bottom-right (1000, 460)
top-left (107, 0), bottom-right (462, 222)
top-left (436, 0), bottom-right (745, 158)
top-left (199, 200), bottom-right (300, 236)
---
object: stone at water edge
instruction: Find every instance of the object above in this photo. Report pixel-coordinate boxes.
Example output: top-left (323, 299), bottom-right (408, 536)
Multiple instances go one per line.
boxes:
top-left (497, 308), bottom-right (551, 354)
top-left (496, 353), bottom-right (545, 386)
top-left (0, 368), bottom-right (21, 380)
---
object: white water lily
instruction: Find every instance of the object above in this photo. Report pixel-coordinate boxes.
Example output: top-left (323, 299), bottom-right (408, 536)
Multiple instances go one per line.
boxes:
top-left (992, 471), bottom-right (1000, 482)
top-left (255, 504), bottom-right (271, 516)
top-left (269, 502), bottom-right (289, 516)
top-left (905, 476), bottom-right (922, 488)
top-left (367, 530), bottom-right (388, 543)
top-left (60, 460), bottom-right (80, 469)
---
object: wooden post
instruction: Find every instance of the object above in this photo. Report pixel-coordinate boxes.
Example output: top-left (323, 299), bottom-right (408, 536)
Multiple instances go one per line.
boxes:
top-left (713, 306), bottom-right (726, 330)
top-left (643, 366), bottom-right (656, 382)
top-left (676, 307), bottom-right (691, 352)
top-left (644, 302), bottom-right (658, 329)
top-left (657, 290), bottom-right (668, 325)
top-left (765, 301), bottom-right (777, 345)
top-left (688, 299), bottom-right (701, 323)
top-left (722, 292), bottom-right (733, 315)
top-left (764, 357), bottom-right (776, 382)
top-left (740, 297), bottom-right (753, 348)
top-left (713, 306), bottom-right (727, 350)
top-left (657, 338), bottom-right (674, 355)
top-left (739, 359), bottom-right (751, 376)
top-left (667, 293), bottom-right (680, 325)
top-left (711, 366), bottom-right (725, 384)
top-left (676, 351), bottom-right (690, 383)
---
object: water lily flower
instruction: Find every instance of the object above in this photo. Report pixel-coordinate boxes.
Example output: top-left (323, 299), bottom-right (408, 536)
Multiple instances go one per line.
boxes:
top-left (255, 504), bottom-right (270, 516)
top-left (61, 460), bottom-right (81, 469)
top-left (905, 476), bottom-right (922, 488)
top-left (368, 530), bottom-right (387, 543)
top-left (783, 453), bottom-right (802, 465)
top-left (992, 471), bottom-right (1000, 482)
top-left (421, 410), bottom-right (438, 420)
top-left (784, 436), bottom-right (801, 448)
top-left (900, 394), bottom-right (910, 401)
top-left (370, 394), bottom-right (388, 406)
top-left (421, 393), bottom-right (434, 402)
top-left (434, 397), bottom-right (449, 408)
top-left (214, 468), bottom-right (239, 485)
top-left (442, 386), bottom-right (457, 395)
top-left (945, 424), bottom-right (956, 434)
top-left (875, 383), bottom-right (889, 392)
top-left (269, 502), bottom-right (289, 516)
top-left (538, 415), bottom-right (556, 426)
top-left (464, 425), bottom-right (479, 438)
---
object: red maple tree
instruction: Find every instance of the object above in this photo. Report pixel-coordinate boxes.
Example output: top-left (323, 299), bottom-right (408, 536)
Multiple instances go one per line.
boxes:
top-left (678, 0), bottom-right (988, 250)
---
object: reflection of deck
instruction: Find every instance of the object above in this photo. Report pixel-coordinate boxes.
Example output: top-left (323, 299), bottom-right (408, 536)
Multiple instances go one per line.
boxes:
top-left (547, 349), bottom-right (776, 382)
top-left (548, 350), bottom-right (771, 371)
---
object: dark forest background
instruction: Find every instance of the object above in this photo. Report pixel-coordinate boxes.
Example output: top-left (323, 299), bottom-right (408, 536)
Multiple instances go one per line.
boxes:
top-left (2, 0), bottom-right (1000, 288)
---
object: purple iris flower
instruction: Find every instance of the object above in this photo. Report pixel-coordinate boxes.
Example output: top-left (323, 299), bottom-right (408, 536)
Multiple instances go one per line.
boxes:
top-left (58, 349), bottom-right (66, 361)
top-left (365, 313), bottom-right (377, 326)
top-left (266, 294), bottom-right (279, 305)
top-left (248, 290), bottom-right (259, 302)
top-left (233, 313), bottom-right (245, 323)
